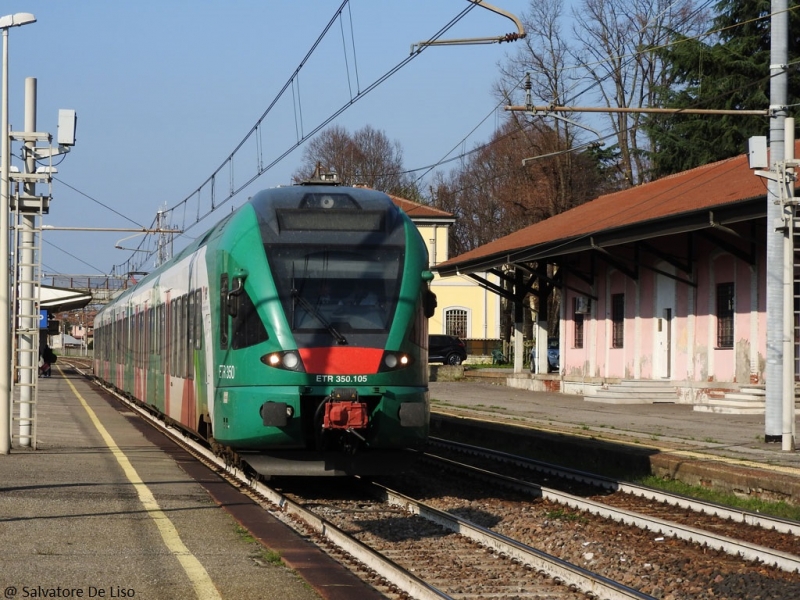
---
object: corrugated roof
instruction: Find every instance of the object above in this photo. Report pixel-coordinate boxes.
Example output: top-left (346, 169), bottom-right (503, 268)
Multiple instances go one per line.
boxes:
top-left (435, 150), bottom-right (771, 276)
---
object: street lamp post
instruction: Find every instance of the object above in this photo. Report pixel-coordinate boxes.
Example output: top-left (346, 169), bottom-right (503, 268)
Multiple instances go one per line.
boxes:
top-left (0, 12), bottom-right (36, 455)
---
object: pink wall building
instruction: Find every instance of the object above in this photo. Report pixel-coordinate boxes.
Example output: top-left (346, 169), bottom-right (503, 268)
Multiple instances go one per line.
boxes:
top-left (436, 148), bottom-right (783, 406)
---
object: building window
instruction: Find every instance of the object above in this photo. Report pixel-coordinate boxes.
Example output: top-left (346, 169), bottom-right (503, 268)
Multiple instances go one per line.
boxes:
top-left (445, 308), bottom-right (467, 338)
top-left (611, 293), bottom-right (624, 348)
top-left (717, 282), bottom-right (734, 348)
top-left (573, 297), bottom-right (584, 349)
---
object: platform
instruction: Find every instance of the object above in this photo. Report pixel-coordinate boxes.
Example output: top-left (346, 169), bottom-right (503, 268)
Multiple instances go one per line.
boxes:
top-left (429, 380), bottom-right (800, 504)
top-left (0, 365), bottom-right (375, 600)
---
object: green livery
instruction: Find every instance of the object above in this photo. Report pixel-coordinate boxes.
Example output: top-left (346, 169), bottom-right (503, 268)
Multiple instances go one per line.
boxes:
top-left (94, 181), bottom-right (435, 476)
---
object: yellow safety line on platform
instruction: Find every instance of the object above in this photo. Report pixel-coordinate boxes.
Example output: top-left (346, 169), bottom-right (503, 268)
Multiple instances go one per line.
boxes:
top-left (61, 368), bottom-right (223, 600)
top-left (434, 409), bottom-right (800, 477)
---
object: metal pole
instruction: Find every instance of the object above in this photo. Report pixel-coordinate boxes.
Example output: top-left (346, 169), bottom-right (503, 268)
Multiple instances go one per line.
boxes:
top-left (17, 77), bottom-right (35, 447)
top-left (783, 118), bottom-right (795, 451)
top-left (765, 0), bottom-right (789, 442)
top-left (0, 13), bottom-right (35, 455)
top-left (0, 28), bottom-right (10, 454)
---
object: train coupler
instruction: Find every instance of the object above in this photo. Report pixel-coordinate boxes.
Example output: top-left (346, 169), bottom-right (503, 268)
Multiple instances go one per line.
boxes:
top-left (323, 388), bottom-right (368, 430)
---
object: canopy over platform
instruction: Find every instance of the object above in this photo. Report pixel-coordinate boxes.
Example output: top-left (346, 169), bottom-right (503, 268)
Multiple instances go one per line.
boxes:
top-left (39, 284), bottom-right (93, 314)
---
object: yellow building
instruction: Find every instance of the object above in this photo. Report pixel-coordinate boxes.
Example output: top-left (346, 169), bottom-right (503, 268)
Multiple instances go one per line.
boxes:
top-left (390, 195), bottom-right (501, 357)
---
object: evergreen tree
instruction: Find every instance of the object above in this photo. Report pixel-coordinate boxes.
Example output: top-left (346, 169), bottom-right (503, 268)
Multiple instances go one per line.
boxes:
top-left (646, 0), bottom-right (800, 177)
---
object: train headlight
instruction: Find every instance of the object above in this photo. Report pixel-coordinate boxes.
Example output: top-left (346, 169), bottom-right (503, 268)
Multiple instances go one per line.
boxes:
top-left (378, 351), bottom-right (413, 372)
top-left (261, 351), bottom-right (305, 372)
top-left (282, 352), bottom-right (300, 369)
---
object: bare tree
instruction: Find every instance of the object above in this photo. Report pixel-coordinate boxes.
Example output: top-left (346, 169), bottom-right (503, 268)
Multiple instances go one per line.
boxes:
top-left (430, 117), bottom-right (599, 256)
top-left (292, 124), bottom-right (420, 199)
top-left (497, 0), bottom-right (581, 144)
top-left (497, 0), bottom-right (706, 188)
top-left (570, 0), bottom-right (707, 185)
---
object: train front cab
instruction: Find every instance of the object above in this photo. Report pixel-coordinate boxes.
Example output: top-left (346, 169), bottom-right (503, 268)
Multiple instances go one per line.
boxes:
top-left (210, 186), bottom-right (432, 476)
top-left (211, 262), bottom-right (432, 476)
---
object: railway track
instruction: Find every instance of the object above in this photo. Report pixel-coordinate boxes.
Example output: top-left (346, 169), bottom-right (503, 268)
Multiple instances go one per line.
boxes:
top-left (68, 362), bottom-right (652, 599)
top-left (425, 438), bottom-right (800, 559)
top-left (390, 439), bottom-right (800, 598)
top-left (279, 477), bottom-right (651, 599)
top-left (67, 361), bottom-right (800, 598)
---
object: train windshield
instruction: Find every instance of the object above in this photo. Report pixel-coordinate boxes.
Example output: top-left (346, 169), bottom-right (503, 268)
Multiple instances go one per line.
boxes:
top-left (267, 245), bottom-right (404, 337)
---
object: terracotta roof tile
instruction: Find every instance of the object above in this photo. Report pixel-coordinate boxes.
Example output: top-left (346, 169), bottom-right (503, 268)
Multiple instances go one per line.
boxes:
top-left (351, 185), bottom-right (454, 218)
top-left (437, 151), bottom-right (769, 272)
top-left (388, 194), bottom-right (454, 219)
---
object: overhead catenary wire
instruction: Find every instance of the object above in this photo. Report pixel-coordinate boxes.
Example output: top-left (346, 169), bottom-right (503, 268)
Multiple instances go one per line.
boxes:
top-left (57, 2), bottom-right (793, 275)
top-left (115, 1), bottom-right (481, 273)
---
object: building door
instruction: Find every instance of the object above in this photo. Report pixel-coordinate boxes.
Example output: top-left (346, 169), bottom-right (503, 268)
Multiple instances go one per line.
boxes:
top-left (655, 269), bottom-right (675, 379)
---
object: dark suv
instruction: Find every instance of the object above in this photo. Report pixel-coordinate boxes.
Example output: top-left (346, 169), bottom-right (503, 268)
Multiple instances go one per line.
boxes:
top-left (428, 334), bottom-right (467, 365)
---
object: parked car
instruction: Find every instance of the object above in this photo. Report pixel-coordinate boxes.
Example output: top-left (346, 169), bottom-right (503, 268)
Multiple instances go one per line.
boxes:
top-left (547, 338), bottom-right (559, 371)
top-left (529, 338), bottom-right (559, 373)
top-left (428, 334), bottom-right (467, 365)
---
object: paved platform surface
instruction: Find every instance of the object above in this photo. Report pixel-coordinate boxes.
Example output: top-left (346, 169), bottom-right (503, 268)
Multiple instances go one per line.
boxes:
top-left (0, 366), bottom-right (330, 600)
top-left (429, 379), bottom-right (800, 502)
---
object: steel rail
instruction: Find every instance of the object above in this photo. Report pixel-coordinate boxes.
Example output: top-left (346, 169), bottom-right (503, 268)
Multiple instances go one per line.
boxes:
top-left (82, 372), bottom-right (452, 600)
top-left (429, 437), bottom-right (800, 536)
top-left (78, 364), bottom-right (651, 599)
top-left (425, 440), bottom-right (800, 573)
top-left (371, 481), bottom-right (653, 600)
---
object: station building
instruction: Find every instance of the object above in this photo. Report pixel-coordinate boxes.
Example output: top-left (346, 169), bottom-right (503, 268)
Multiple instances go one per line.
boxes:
top-left (433, 147), bottom-right (789, 408)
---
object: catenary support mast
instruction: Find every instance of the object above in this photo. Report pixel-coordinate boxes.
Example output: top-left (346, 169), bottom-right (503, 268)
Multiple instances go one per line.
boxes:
top-left (765, 0), bottom-right (789, 443)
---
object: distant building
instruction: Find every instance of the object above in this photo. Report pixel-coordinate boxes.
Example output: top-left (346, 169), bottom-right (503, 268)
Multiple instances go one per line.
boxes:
top-left (389, 194), bottom-right (501, 356)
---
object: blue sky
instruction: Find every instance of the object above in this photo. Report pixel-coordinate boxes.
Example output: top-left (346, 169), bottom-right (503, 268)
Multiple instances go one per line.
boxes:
top-left (2, 1), bottom-right (533, 277)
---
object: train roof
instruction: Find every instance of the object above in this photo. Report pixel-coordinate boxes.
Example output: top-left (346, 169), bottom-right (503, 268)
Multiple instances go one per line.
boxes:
top-left (250, 185), bottom-right (405, 239)
top-left (97, 184), bottom-right (408, 314)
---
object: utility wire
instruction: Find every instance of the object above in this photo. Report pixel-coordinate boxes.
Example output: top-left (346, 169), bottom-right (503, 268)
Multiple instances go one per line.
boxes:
top-left (44, 239), bottom-right (105, 274)
top-left (52, 176), bottom-right (147, 229)
top-left (118, 1), bottom-right (478, 272)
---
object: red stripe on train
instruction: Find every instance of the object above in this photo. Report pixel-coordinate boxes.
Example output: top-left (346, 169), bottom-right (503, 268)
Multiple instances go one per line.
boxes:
top-left (298, 347), bottom-right (383, 374)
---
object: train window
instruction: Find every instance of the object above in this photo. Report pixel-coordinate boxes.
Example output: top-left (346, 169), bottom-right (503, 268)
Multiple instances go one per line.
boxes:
top-left (170, 299), bottom-right (177, 377)
top-left (267, 246), bottom-right (403, 335)
top-left (117, 317), bottom-right (121, 362)
top-left (194, 289), bottom-right (202, 350)
top-left (187, 292), bottom-right (194, 351)
top-left (178, 296), bottom-right (185, 378)
top-left (173, 298), bottom-right (180, 377)
top-left (124, 314), bottom-right (129, 364)
top-left (232, 288), bottom-right (268, 350)
top-left (178, 296), bottom-right (183, 377)
top-left (184, 294), bottom-right (192, 380)
top-left (220, 274), bottom-right (229, 349)
top-left (160, 303), bottom-right (164, 371)
top-left (158, 302), bottom-right (169, 373)
top-left (142, 309), bottom-right (146, 368)
top-left (154, 307), bottom-right (157, 358)
top-left (136, 311), bottom-right (142, 368)
top-left (117, 317), bottom-right (122, 363)
top-left (147, 307), bottom-right (153, 358)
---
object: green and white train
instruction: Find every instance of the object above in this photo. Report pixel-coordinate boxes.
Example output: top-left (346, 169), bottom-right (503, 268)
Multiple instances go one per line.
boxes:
top-left (93, 179), bottom-right (436, 476)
